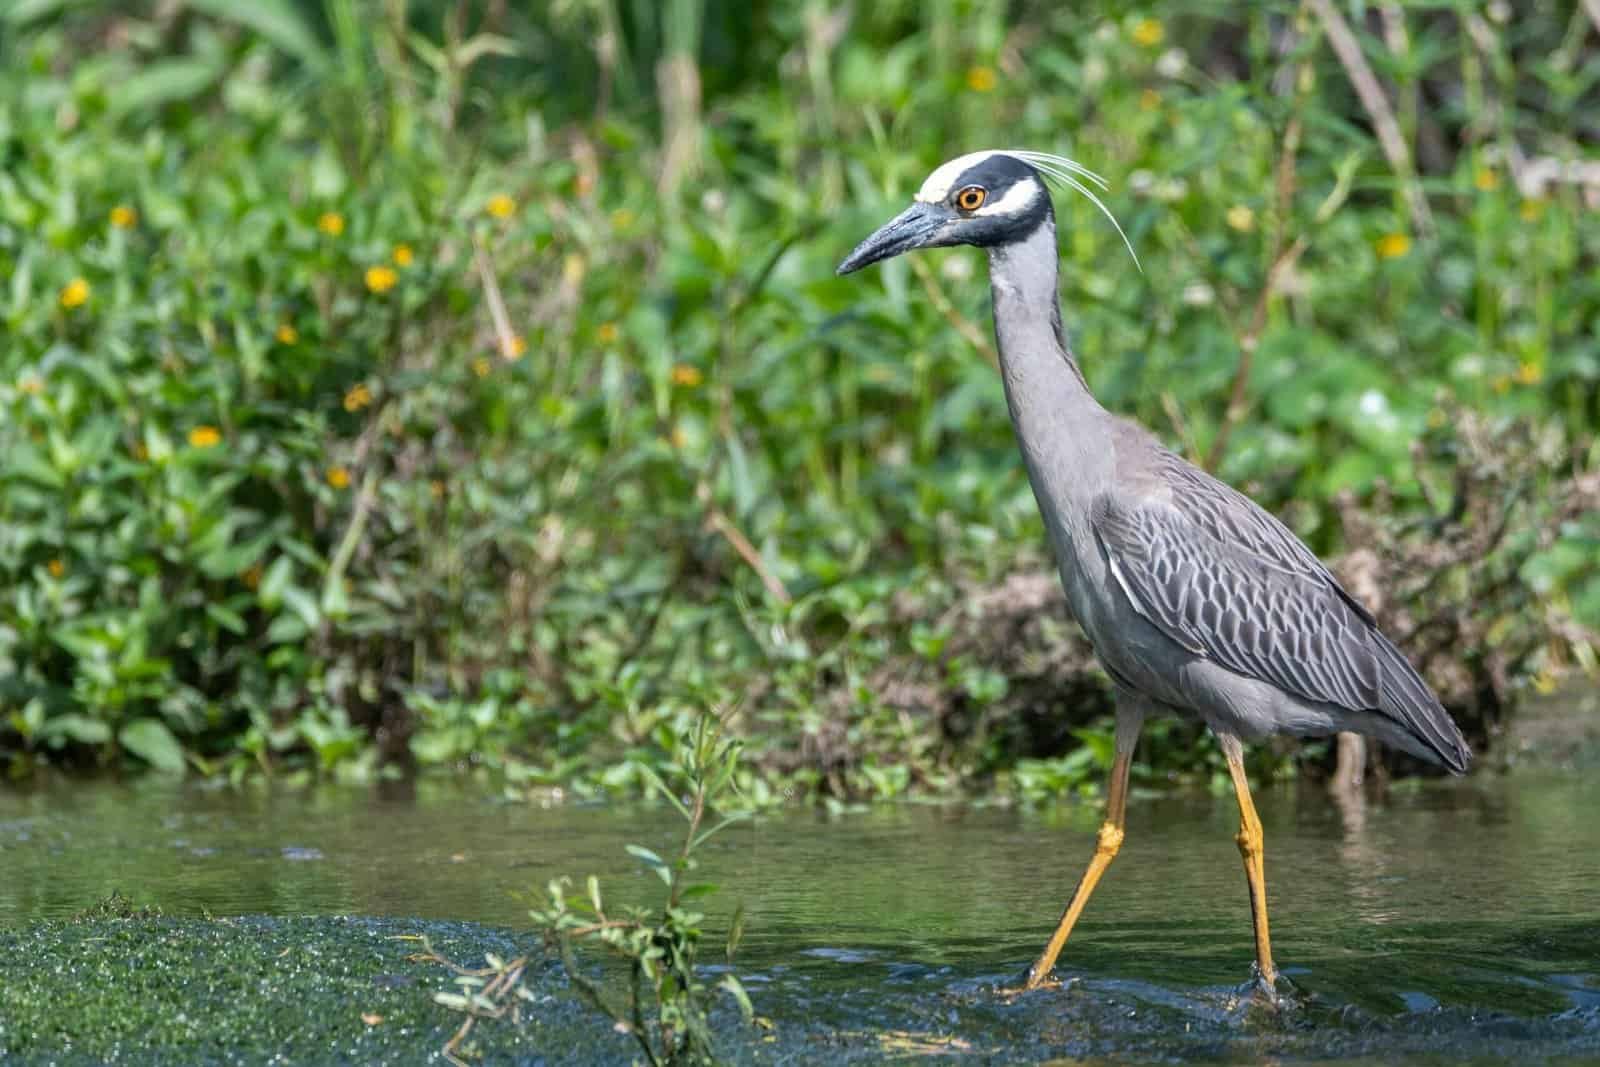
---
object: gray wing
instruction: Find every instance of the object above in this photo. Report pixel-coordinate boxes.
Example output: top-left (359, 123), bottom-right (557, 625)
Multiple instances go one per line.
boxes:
top-left (1091, 491), bottom-right (1382, 712)
top-left (1146, 447), bottom-right (1377, 626)
top-left (1096, 431), bottom-right (1469, 771)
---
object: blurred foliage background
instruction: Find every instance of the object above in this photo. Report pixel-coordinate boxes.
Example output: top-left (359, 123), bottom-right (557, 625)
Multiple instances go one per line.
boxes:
top-left (1, 0), bottom-right (1597, 797)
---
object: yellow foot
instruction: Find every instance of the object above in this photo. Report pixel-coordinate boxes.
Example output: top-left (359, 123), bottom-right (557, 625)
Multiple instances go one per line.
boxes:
top-left (1232, 966), bottom-right (1295, 1010)
top-left (995, 967), bottom-right (1067, 998)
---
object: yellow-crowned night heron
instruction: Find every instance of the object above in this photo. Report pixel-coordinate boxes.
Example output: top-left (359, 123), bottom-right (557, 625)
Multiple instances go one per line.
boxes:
top-left (837, 149), bottom-right (1470, 994)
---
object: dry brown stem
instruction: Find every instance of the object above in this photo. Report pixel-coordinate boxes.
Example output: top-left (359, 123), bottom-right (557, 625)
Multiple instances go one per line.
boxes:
top-left (1309, 0), bottom-right (1434, 234)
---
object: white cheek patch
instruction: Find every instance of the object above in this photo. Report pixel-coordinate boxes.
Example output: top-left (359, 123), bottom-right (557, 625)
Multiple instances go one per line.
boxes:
top-left (915, 149), bottom-right (1004, 202)
top-left (974, 179), bottom-right (1040, 217)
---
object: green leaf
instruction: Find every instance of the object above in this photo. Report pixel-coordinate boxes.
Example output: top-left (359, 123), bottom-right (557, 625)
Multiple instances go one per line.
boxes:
top-left (205, 603), bottom-right (248, 636)
top-left (186, 0), bottom-right (328, 68)
top-left (452, 33), bottom-right (519, 69)
top-left (624, 844), bottom-right (672, 885)
top-left (109, 58), bottom-right (224, 118)
top-left (725, 901), bottom-right (746, 964)
top-left (4, 442), bottom-right (64, 490)
top-left (691, 810), bottom-right (751, 852)
top-left (409, 730), bottom-right (459, 764)
top-left (320, 575), bottom-right (349, 621)
top-left (678, 882), bottom-right (720, 900)
top-left (258, 557), bottom-right (293, 609)
top-left (119, 720), bottom-right (186, 773)
top-left (719, 973), bottom-right (754, 1022)
top-left (281, 585), bottom-right (321, 629)
top-left (265, 612), bottom-right (309, 645)
top-left (637, 764), bottom-right (691, 819)
top-left (46, 714), bottom-right (111, 745)
top-left (197, 531), bottom-right (274, 581)
top-left (2, 0), bottom-right (87, 25)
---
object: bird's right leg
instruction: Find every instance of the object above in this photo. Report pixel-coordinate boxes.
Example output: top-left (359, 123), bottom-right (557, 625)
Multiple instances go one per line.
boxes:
top-left (1216, 730), bottom-right (1279, 992)
top-left (1021, 696), bottom-right (1145, 991)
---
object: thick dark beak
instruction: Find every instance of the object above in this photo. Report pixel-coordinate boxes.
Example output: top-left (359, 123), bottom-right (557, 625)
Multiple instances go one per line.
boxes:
top-left (836, 201), bottom-right (950, 275)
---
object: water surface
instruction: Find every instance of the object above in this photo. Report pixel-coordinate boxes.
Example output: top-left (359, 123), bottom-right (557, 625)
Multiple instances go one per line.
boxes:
top-left (3, 773), bottom-right (1598, 1061)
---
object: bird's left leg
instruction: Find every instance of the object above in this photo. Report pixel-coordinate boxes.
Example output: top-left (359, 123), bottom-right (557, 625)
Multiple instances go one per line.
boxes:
top-left (1020, 694), bottom-right (1146, 991)
top-left (1216, 730), bottom-right (1278, 990)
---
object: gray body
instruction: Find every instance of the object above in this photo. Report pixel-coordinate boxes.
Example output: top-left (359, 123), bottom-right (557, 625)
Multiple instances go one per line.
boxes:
top-left (991, 222), bottom-right (1463, 764)
top-left (840, 151), bottom-right (1470, 772)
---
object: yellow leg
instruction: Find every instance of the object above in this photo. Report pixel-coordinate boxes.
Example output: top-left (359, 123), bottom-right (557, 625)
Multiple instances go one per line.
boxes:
top-left (1022, 750), bottom-right (1133, 990)
top-left (1224, 747), bottom-right (1278, 988)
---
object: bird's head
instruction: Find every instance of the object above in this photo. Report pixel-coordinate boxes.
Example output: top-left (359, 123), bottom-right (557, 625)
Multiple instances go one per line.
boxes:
top-left (835, 148), bottom-right (1137, 275)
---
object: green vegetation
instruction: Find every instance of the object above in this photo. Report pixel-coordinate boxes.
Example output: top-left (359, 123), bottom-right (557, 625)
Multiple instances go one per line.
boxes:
top-left (2, 2), bottom-right (1596, 794)
top-left (530, 717), bottom-right (752, 1066)
top-left (0, 914), bottom-right (616, 1063)
top-left (426, 716), bottom-right (752, 1066)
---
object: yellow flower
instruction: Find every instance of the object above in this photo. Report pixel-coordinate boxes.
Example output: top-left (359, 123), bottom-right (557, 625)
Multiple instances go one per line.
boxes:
top-left (1132, 18), bottom-right (1165, 47)
top-left (130, 440), bottom-right (149, 461)
top-left (669, 426), bottom-right (688, 448)
top-left (1138, 88), bottom-right (1161, 111)
top-left (109, 205), bottom-right (137, 228)
top-left (18, 375), bottom-right (44, 396)
top-left (671, 363), bottom-right (703, 387)
top-left (326, 466), bottom-right (351, 489)
top-left (343, 383), bottom-right (372, 412)
top-left (1515, 362), bottom-right (1543, 386)
top-left (1375, 232), bottom-right (1411, 259)
top-left (502, 335), bottom-right (527, 361)
top-left (1474, 167), bottom-right (1499, 192)
top-left (596, 322), bottom-right (620, 344)
top-left (1520, 199), bottom-right (1546, 222)
top-left (276, 323), bottom-right (299, 345)
top-left (965, 66), bottom-right (997, 93)
top-left (365, 265), bottom-right (398, 294)
top-left (317, 212), bottom-right (345, 236)
top-left (59, 277), bottom-right (90, 309)
top-left (188, 426), bottom-right (221, 448)
top-left (392, 243), bottom-right (414, 267)
top-left (47, 558), bottom-right (64, 578)
top-left (241, 563), bottom-right (262, 590)
top-left (472, 356), bottom-right (491, 378)
top-left (429, 479), bottom-right (445, 499)
top-left (485, 193), bottom-right (516, 219)
top-left (1225, 204), bottom-right (1255, 232)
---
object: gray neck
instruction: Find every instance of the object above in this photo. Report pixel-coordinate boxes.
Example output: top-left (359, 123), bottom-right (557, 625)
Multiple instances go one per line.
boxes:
top-left (987, 217), bottom-right (1097, 400)
top-left (982, 218), bottom-right (1119, 626)
top-left (986, 216), bottom-right (1112, 581)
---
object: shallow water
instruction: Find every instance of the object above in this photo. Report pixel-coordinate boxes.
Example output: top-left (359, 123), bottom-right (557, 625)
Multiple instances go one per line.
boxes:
top-left (3, 773), bottom-right (1599, 1061)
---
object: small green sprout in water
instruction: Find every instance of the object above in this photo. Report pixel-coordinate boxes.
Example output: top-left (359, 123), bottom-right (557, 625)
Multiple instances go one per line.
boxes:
top-left (422, 712), bottom-right (754, 1066)
top-left (530, 712), bottom-right (755, 1066)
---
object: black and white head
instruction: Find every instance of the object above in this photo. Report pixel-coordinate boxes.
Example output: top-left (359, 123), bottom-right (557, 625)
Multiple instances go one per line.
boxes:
top-left (836, 149), bottom-right (1136, 275)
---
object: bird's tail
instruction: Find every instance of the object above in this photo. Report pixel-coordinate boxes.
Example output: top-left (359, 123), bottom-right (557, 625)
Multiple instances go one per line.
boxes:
top-left (1373, 632), bottom-right (1472, 774)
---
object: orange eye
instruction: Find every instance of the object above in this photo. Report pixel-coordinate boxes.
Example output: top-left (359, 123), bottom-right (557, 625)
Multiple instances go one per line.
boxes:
top-left (956, 186), bottom-right (986, 212)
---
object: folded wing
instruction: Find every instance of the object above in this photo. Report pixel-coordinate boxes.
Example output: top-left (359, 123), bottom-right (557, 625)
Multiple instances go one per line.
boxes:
top-left (1092, 492), bottom-right (1383, 712)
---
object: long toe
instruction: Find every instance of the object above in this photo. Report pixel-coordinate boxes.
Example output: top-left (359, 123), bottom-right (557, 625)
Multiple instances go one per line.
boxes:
top-left (995, 966), bottom-right (1067, 998)
top-left (1234, 965), bottom-right (1298, 1010)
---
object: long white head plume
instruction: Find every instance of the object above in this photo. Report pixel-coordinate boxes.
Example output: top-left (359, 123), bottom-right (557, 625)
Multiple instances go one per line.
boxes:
top-left (916, 148), bottom-right (1141, 272)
